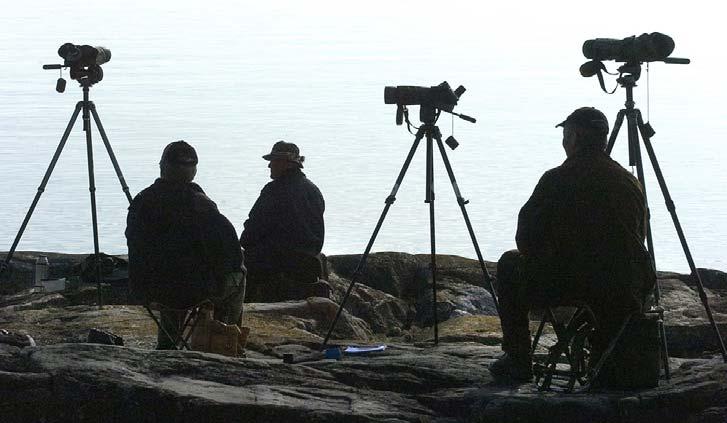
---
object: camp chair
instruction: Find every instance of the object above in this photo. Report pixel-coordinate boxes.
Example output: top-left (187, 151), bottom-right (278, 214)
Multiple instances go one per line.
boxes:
top-left (532, 304), bottom-right (665, 392)
top-left (531, 303), bottom-right (597, 392)
top-left (144, 299), bottom-right (212, 350)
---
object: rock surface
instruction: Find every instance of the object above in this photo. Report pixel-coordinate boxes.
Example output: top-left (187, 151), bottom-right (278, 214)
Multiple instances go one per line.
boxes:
top-left (0, 342), bottom-right (725, 423)
top-left (0, 251), bottom-right (726, 422)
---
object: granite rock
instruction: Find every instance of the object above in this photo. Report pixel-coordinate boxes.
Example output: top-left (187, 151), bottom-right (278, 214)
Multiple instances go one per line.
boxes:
top-left (0, 251), bottom-right (725, 422)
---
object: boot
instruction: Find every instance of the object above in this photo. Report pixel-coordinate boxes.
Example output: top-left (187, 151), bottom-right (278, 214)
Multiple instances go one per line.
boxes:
top-left (489, 353), bottom-right (533, 382)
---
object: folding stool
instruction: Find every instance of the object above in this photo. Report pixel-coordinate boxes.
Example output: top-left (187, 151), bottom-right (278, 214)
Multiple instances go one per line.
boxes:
top-left (532, 305), bottom-right (665, 392)
top-left (144, 300), bottom-right (211, 350)
top-left (531, 304), bottom-right (597, 392)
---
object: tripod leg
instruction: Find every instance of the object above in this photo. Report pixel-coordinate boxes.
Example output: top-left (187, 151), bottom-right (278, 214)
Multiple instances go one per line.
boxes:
top-left (425, 126), bottom-right (438, 345)
top-left (434, 135), bottom-right (500, 315)
top-left (89, 104), bottom-right (133, 204)
top-left (610, 107), bottom-right (671, 377)
top-left (2, 102), bottom-right (83, 271)
top-left (624, 109), bottom-right (670, 377)
top-left (625, 111), bottom-right (658, 264)
top-left (636, 112), bottom-right (727, 362)
top-left (81, 93), bottom-right (104, 307)
top-left (321, 128), bottom-right (427, 348)
top-left (606, 110), bottom-right (626, 155)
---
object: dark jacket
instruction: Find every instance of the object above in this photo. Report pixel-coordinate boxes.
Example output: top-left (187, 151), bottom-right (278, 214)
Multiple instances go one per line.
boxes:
top-left (516, 149), bottom-right (653, 305)
top-left (240, 169), bottom-right (325, 271)
top-left (126, 179), bottom-right (243, 307)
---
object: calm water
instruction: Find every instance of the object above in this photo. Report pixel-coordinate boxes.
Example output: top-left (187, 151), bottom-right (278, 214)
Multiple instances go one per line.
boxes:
top-left (1, 1), bottom-right (725, 273)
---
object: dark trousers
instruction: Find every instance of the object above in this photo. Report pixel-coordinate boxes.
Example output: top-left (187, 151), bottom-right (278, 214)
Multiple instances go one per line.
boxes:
top-left (496, 249), bottom-right (639, 360)
top-left (244, 252), bottom-right (326, 303)
top-left (244, 270), bottom-right (330, 303)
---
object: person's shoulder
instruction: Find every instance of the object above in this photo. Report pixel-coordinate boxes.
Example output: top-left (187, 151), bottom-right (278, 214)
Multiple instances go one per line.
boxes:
top-left (599, 154), bottom-right (638, 179)
top-left (130, 179), bottom-right (163, 206)
top-left (188, 183), bottom-right (219, 213)
top-left (299, 173), bottom-right (324, 200)
top-left (602, 154), bottom-right (629, 171)
top-left (260, 179), bottom-right (279, 194)
top-left (537, 166), bottom-right (563, 184)
top-left (188, 182), bottom-right (206, 193)
top-left (297, 171), bottom-right (321, 188)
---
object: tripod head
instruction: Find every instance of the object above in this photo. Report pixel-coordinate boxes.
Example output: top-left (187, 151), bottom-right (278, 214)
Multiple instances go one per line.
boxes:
top-left (385, 81), bottom-right (477, 125)
top-left (44, 63), bottom-right (103, 93)
top-left (580, 57), bottom-right (690, 94)
top-left (43, 43), bottom-right (111, 93)
top-left (385, 82), bottom-right (476, 150)
top-left (394, 104), bottom-right (476, 151)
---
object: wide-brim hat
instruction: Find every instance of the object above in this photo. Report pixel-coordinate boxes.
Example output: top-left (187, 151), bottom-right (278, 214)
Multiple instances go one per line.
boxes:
top-left (555, 107), bottom-right (609, 134)
top-left (262, 140), bottom-right (305, 167)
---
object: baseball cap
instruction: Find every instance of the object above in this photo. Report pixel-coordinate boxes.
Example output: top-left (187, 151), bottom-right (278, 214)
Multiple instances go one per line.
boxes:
top-left (555, 107), bottom-right (609, 134)
top-left (160, 140), bottom-right (198, 166)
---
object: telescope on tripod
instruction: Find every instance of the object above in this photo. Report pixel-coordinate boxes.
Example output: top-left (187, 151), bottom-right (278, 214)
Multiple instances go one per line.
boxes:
top-left (1, 43), bottom-right (132, 306)
top-left (322, 81), bottom-right (498, 348)
top-left (580, 32), bottom-right (727, 368)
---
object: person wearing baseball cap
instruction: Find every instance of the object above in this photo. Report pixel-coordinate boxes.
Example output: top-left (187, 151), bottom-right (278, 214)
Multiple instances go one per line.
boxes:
top-left (240, 140), bottom-right (327, 302)
top-left (127, 140), bottom-right (246, 350)
top-left (555, 106), bottom-right (610, 157)
top-left (489, 107), bottom-right (655, 386)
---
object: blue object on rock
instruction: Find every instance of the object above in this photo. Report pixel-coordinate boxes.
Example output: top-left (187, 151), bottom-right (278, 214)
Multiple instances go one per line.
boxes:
top-left (324, 347), bottom-right (343, 359)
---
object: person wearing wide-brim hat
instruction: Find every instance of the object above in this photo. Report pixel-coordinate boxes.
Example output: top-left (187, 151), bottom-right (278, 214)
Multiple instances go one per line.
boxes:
top-left (489, 107), bottom-right (655, 387)
top-left (240, 140), bottom-right (327, 302)
top-left (262, 140), bottom-right (305, 169)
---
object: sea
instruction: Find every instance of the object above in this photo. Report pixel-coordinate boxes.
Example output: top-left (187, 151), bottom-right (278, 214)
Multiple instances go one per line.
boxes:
top-left (1, 1), bottom-right (725, 273)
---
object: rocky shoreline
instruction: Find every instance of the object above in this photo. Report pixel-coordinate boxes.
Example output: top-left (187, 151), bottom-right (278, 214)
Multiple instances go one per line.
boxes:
top-left (0, 251), bottom-right (726, 422)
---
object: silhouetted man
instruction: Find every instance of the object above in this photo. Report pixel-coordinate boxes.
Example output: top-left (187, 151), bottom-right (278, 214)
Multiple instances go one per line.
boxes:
top-left (240, 141), bottom-right (326, 302)
top-left (126, 141), bottom-right (245, 349)
top-left (490, 107), bottom-right (655, 381)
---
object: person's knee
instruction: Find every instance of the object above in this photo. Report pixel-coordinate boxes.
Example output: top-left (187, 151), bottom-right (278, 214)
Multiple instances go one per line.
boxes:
top-left (497, 249), bottom-right (522, 286)
top-left (498, 249), bottom-right (521, 268)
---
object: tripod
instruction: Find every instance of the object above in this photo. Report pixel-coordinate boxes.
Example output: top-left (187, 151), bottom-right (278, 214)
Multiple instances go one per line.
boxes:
top-left (322, 105), bottom-right (499, 348)
top-left (2, 79), bottom-right (133, 306)
top-left (606, 62), bottom-right (727, 371)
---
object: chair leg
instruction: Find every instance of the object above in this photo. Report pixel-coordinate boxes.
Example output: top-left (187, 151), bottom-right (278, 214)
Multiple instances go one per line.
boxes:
top-left (648, 307), bottom-right (670, 380)
top-left (532, 312), bottom-right (548, 354)
top-left (145, 305), bottom-right (194, 350)
top-left (569, 323), bottom-right (594, 390)
top-left (534, 306), bottom-right (597, 392)
top-left (145, 305), bottom-right (179, 350)
top-left (181, 308), bottom-right (203, 348)
top-left (658, 319), bottom-right (670, 380)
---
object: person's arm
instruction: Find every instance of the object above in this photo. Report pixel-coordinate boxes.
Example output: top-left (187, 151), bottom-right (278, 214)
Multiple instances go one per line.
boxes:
top-left (636, 183), bottom-right (647, 243)
top-left (294, 180), bottom-right (326, 256)
top-left (125, 193), bottom-right (147, 301)
top-left (239, 183), bottom-right (286, 249)
top-left (516, 171), bottom-right (556, 256)
top-left (217, 213), bottom-right (245, 275)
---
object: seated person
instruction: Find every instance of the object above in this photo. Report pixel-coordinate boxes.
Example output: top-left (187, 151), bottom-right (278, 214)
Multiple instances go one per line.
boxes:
top-left (240, 141), bottom-right (327, 302)
top-left (126, 140), bottom-right (246, 349)
top-left (490, 107), bottom-right (655, 381)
